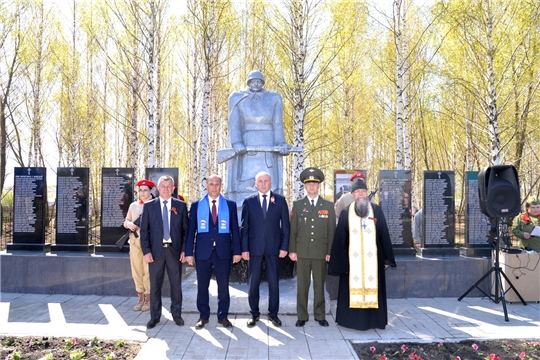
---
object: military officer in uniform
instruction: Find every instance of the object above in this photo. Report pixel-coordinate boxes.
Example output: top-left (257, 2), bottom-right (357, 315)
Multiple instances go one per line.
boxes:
top-left (289, 167), bottom-right (336, 327)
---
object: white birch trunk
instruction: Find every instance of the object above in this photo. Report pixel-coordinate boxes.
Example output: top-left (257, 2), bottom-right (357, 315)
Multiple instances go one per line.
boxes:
top-left (394, 0), bottom-right (403, 170)
top-left (291, 0), bottom-right (307, 200)
top-left (70, 0), bottom-right (77, 167)
top-left (130, 24), bottom-right (140, 178)
top-left (130, 68), bottom-right (140, 178)
top-left (402, 0), bottom-right (411, 170)
top-left (147, 1), bottom-right (156, 168)
top-left (189, 36), bottom-right (199, 199)
top-left (31, 2), bottom-right (44, 167)
top-left (200, 0), bottom-right (216, 196)
top-left (486, 1), bottom-right (500, 166)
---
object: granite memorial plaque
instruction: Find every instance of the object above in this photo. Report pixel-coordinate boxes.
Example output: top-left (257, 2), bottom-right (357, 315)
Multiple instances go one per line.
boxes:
top-left (419, 170), bottom-right (459, 257)
top-left (97, 168), bottom-right (134, 253)
top-left (54, 167), bottom-right (92, 252)
top-left (379, 170), bottom-right (415, 255)
top-left (9, 167), bottom-right (50, 252)
top-left (461, 171), bottom-right (492, 257)
top-left (145, 168), bottom-right (179, 199)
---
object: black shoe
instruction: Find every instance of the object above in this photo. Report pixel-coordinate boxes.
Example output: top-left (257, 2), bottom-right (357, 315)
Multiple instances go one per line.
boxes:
top-left (218, 318), bottom-right (233, 328)
top-left (146, 319), bottom-right (160, 329)
top-left (295, 320), bottom-right (306, 327)
top-left (174, 317), bottom-right (184, 326)
top-left (195, 318), bottom-right (209, 329)
top-left (318, 319), bottom-right (329, 327)
top-left (269, 315), bottom-right (282, 327)
top-left (247, 316), bottom-right (259, 327)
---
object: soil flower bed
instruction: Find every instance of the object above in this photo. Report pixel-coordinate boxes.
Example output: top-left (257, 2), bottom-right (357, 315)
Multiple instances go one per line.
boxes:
top-left (1, 335), bottom-right (142, 360)
top-left (353, 339), bottom-right (540, 360)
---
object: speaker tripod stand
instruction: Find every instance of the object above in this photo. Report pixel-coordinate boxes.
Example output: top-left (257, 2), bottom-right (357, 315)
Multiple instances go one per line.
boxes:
top-left (458, 217), bottom-right (527, 322)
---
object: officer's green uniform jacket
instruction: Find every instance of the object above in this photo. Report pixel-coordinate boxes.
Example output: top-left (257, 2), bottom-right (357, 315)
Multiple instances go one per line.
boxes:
top-left (512, 212), bottom-right (540, 252)
top-left (289, 196), bottom-right (336, 259)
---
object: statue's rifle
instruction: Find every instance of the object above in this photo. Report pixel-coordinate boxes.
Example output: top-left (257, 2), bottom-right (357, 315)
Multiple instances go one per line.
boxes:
top-left (217, 146), bottom-right (303, 164)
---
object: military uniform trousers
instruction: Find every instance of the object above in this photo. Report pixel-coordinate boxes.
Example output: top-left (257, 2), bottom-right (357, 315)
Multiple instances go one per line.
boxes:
top-left (296, 257), bottom-right (327, 321)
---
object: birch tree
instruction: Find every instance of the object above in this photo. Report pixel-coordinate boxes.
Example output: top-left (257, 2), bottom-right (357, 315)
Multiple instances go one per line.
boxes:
top-left (264, 0), bottom-right (350, 200)
top-left (0, 0), bottom-right (27, 195)
top-left (184, 0), bottom-right (237, 197)
top-left (437, 0), bottom-right (540, 168)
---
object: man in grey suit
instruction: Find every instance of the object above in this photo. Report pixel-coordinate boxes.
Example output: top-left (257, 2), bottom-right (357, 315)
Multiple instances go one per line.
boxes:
top-left (140, 175), bottom-right (188, 329)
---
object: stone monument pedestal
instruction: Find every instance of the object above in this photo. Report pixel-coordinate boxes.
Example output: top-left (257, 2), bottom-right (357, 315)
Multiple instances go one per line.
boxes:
top-left (229, 257), bottom-right (295, 283)
top-left (416, 247), bottom-right (460, 257)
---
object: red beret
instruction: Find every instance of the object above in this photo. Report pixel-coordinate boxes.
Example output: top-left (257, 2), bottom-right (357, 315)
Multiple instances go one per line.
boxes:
top-left (137, 179), bottom-right (155, 188)
top-left (350, 171), bottom-right (365, 182)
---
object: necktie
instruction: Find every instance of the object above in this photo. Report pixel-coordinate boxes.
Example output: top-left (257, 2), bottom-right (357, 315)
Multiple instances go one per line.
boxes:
top-left (311, 199), bottom-right (315, 209)
top-left (211, 199), bottom-right (217, 224)
top-left (262, 194), bottom-right (267, 218)
top-left (163, 200), bottom-right (170, 240)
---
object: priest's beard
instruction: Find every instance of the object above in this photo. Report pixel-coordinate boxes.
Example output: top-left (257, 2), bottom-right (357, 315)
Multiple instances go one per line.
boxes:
top-left (354, 197), bottom-right (369, 218)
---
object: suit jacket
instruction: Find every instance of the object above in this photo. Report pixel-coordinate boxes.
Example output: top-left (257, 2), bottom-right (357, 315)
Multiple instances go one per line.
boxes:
top-left (241, 192), bottom-right (290, 256)
top-left (185, 198), bottom-right (241, 260)
top-left (140, 197), bottom-right (188, 260)
top-left (289, 196), bottom-right (336, 259)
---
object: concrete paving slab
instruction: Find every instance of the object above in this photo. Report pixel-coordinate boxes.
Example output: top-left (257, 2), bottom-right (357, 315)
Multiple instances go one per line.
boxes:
top-left (1, 280), bottom-right (539, 359)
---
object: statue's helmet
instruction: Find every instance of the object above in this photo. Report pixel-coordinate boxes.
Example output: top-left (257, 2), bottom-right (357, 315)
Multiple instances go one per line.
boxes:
top-left (247, 70), bottom-right (265, 86)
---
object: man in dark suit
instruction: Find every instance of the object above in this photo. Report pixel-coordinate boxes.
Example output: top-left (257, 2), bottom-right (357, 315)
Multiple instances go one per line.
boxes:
top-left (241, 171), bottom-right (290, 327)
top-left (140, 175), bottom-right (188, 329)
top-left (289, 168), bottom-right (336, 327)
top-left (184, 174), bottom-right (242, 329)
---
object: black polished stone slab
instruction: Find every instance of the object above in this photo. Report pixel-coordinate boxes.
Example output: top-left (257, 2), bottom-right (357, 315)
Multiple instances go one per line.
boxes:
top-left (461, 171), bottom-right (492, 257)
top-left (379, 170), bottom-right (414, 254)
top-left (9, 167), bottom-right (50, 252)
top-left (54, 167), bottom-right (90, 252)
top-left (97, 168), bottom-right (134, 253)
top-left (50, 244), bottom-right (94, 253)
top-left (418, 171), bottom-right (458, 257)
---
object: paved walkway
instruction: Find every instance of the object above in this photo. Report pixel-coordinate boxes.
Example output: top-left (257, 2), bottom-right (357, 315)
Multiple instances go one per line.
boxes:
top-left (1, 291), bottom-right (539, 359)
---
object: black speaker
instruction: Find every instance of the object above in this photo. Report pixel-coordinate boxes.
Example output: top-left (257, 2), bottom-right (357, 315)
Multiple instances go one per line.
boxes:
top-left (478, 165), bottom-right (520, 218)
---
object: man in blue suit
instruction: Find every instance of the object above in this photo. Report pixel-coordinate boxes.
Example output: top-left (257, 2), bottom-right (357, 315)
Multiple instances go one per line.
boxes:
top-left (185, 174), bottom-right (242, 329)
top-left (241, 171), bottom-right (290, 327)
top-left (140, 175), bottom-right (188, 329)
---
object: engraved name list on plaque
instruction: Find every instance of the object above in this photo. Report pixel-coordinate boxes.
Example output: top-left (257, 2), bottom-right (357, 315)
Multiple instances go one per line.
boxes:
top-left (419, 170), bottom-right (459, 257)
top-left (98, 168), bottom-right (134, 252)
top-left (379, 170), bottom-right (415, 255)
top-left (54, 167), bottom-right (91, 252)
top-left (9, 167), bottom-right (50, 252)
top-left (461, 171), bottom-right (492, 257)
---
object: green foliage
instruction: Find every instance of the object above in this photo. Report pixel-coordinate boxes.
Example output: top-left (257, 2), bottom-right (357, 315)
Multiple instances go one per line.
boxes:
top-left (63, 338), bottom-right (77, 351)
top-left (1, 190), bottom-right (14, 207)
top-left (4, 336), bottom-right (16, 346)
top-left (69, 350), bottom-right (86, 360)
top-left (2, 0), bottom-right (539, 205)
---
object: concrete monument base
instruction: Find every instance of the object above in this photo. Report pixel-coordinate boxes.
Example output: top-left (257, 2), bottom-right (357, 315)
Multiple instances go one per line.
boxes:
top-left (1, 251), bottom-right (491, 305)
